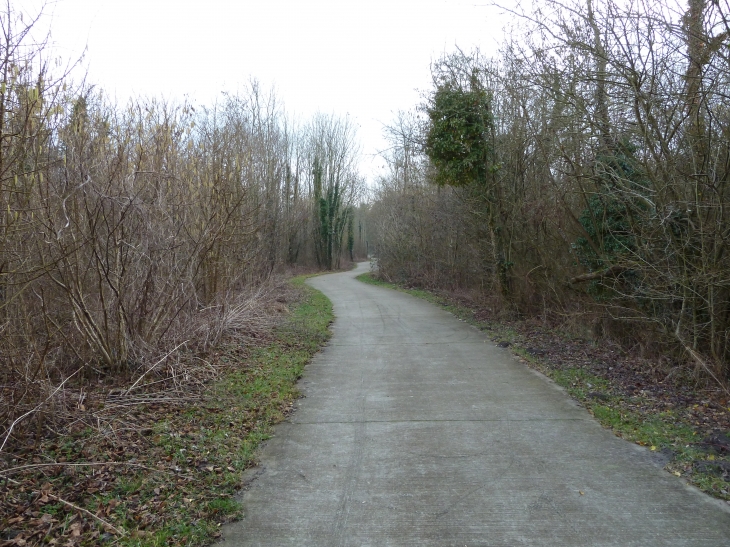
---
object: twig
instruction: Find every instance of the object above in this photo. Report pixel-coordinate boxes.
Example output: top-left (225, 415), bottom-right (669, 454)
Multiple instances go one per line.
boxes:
top-left (125, 341), bottom-right (189, 395)
top-left (674, 310), bottom-right (730, 397)
top-left (524, 264), bottom-right (546, 284)
top-left (0, 461), bottom-right (195, 480)
top-left (48, 493), bottom-right (126, 536)
top-left (95, 396), bottom-right (197, 412)
top-left (570, 264), bottom-right (626, 284)
top-left (679, 339), bottom-right (730, 397)
top-left (0, 368), bottom-right (82, 454)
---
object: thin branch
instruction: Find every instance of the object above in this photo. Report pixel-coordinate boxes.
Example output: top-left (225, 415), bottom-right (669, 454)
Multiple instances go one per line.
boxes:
top-left (0, 461), bottom-right (196, 480)
top-left (0, 368), bottom-right (82, 454)
top-left (570, 265), bottom-right (626, 284)
top-left (48, 494), bottom-right (126, 537)
top-left (124, 341), bottom-right (189, 395)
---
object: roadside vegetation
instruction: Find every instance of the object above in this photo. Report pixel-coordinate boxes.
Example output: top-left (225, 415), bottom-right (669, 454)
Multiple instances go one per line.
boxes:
top-left (367, 0), bottom-right (730, 497)
top-left (0, 1), bottom-right (361, 544)
top-left (358, 271), bottom-right (730, 502)
top-left (369, 0), bottom-right (730, 395)
top-left (4, 0), bottom-right (730, 541)
top-left (1, 277), bottom-right (333, 546)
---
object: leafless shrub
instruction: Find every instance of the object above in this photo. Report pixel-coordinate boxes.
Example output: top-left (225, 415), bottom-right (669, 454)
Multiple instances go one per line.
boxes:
top-left (0, 1), bottom-right (364, 455)
top-left (371, 0), bottom-right (730, 388)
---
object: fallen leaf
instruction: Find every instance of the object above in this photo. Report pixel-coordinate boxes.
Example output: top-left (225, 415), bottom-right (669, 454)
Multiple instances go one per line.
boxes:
top-left (650, 446), bottom-right (657, 451)
top-left (69, 522), bottom-right (82, 537)
top-left (40, 513), bottom-right (55, 524)
top-left (579, 491), bottom-right (584, 495)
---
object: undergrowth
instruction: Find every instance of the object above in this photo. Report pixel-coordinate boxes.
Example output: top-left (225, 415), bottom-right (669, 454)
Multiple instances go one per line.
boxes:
top-left (0, 276), bottom-right (333, 547)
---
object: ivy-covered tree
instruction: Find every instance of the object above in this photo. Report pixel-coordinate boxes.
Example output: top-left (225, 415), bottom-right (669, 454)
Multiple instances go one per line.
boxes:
top-left (423, 58), bottom-right (511, 296)
top-left (424, 70), bottom-right (493, 187)
top-left (347, 208), bottom-right (355, 261)
top-left (575, 140), bottom-right (649, 273)
top-left (571, 139), bottom-right (654, 306)
top-left (309, 114), bottom-right (361, 269)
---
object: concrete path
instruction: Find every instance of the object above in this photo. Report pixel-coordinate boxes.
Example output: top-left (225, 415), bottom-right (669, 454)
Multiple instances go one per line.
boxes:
top-left (221, 262), bottom-right (730, 546)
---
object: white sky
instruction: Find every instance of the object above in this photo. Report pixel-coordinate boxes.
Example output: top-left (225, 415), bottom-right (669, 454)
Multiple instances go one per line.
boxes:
top-left (23, 0), bottom-right (515, 182)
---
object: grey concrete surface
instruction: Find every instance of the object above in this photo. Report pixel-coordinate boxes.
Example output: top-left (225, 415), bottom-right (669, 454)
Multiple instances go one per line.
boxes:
top-left (220, 261), bottom-right (730, 546)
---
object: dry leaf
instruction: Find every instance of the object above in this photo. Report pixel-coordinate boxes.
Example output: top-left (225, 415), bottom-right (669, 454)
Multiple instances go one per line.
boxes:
top-left (69, 522), bottom-right (82, 537)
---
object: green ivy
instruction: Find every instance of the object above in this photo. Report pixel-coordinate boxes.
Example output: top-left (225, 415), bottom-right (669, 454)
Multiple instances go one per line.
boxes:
top-left (424, 71), bottom-right (493, 187)
top-left (574, 140), bottom-right (651, 299)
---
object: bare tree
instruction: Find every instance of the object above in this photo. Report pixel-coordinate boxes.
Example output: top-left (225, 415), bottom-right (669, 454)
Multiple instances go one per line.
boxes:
top-left (370, 0), bottom-right (730, 387)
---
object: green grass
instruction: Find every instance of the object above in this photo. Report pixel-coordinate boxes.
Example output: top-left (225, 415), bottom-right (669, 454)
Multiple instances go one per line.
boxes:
top-left (588, 405), bottom-right (695, 448)
top-left (100, 277), bottom-right (334, 546)
top-left (356, 271), bottom-right (730, 500)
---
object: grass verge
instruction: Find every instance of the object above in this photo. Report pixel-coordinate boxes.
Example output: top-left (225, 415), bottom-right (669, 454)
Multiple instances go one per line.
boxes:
top-left (1, 277), bottom-right (333, 547)
top-left (356, 271), bottom-right (730, 502)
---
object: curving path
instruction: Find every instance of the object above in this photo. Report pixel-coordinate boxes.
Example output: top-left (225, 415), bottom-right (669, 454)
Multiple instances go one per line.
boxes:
top-left (221, 261), bottom-right (730, 546)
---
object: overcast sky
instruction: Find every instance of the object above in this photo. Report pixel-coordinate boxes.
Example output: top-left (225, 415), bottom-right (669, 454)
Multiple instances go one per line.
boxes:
top-left (24, 0), bottom-right (515, 182)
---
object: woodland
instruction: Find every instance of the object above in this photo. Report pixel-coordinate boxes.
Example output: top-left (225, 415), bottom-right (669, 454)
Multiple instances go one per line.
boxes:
top-left (370, 0), bottom-right (730, 392)
top-left (0, 2), bottom-right (368, 455)
top-left (0, 4), bottom-right (370, 540)
top-left (2, 0), bottom-right (730, 543)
